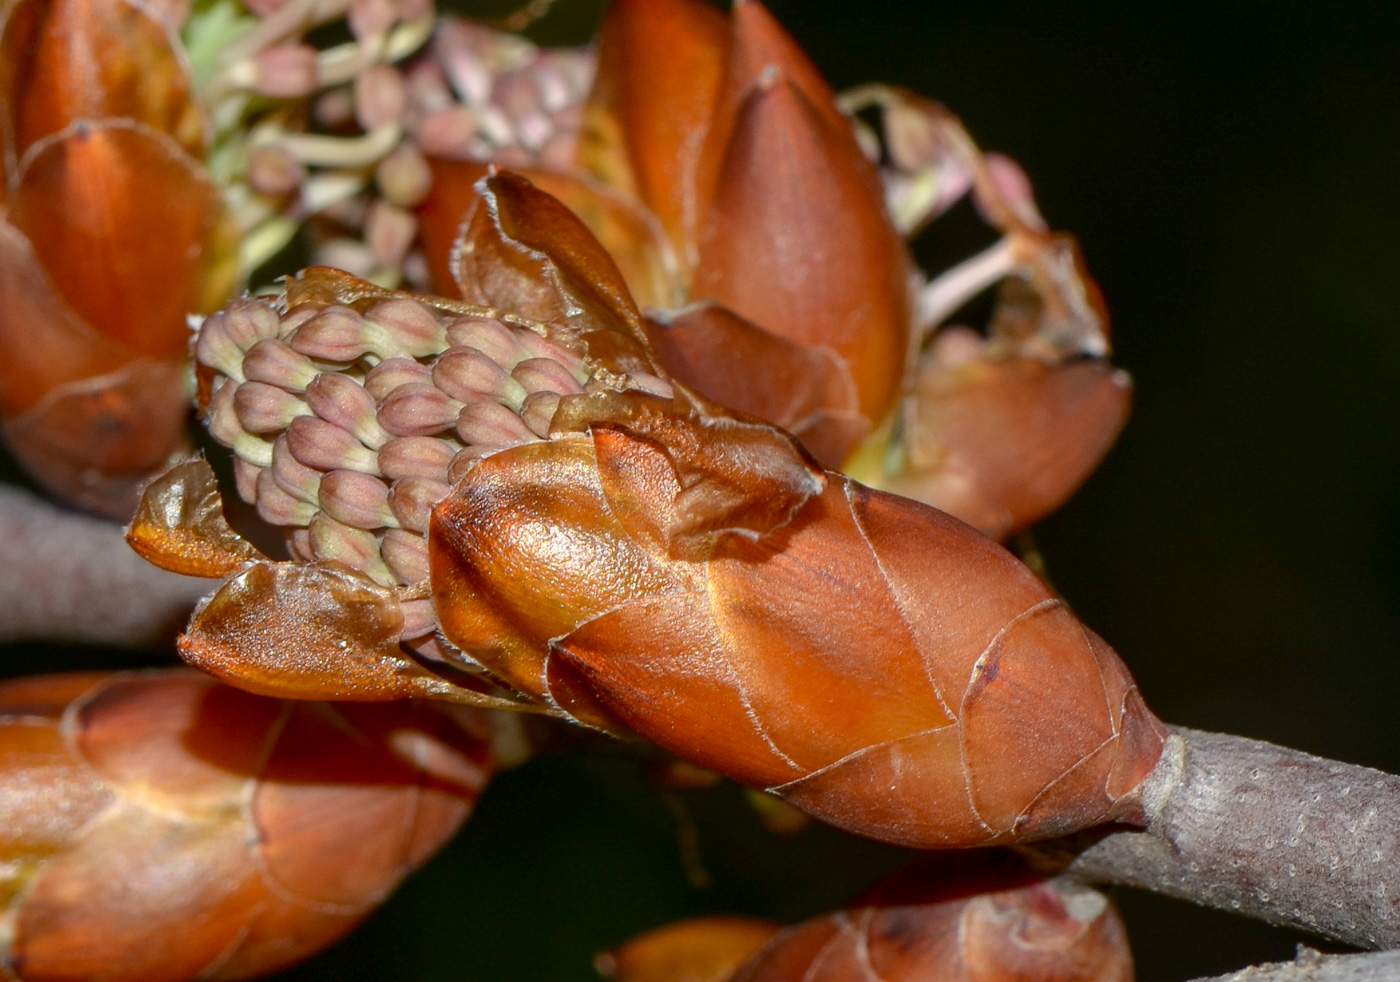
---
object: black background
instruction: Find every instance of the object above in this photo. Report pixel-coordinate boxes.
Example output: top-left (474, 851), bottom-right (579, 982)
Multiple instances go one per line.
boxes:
top-left (4, 0), bottom-right (1399, 979)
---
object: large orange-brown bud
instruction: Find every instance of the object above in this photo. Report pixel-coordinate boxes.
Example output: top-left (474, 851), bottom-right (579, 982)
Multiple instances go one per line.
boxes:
top-left (0, 0), bottom-right (234, 516)
top-left (429, 405), bottom-right (1164, 848)
top-left (0, 670), bottom-right (492, 981)
top-left (730, 855), bottom-right (1132, 982)
top-left (148, 174), bottom-right (1161, 851)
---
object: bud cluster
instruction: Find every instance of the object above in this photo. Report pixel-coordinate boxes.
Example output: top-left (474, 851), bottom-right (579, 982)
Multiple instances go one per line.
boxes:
top-left (193, 293), bottom-right (650, 639)
top-left (300, 16), bottom-right (594, 287)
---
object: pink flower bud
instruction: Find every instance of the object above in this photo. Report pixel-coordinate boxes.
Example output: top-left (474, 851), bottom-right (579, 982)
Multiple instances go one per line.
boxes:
top-left (193, 316), bottom-right (247, 381)
top-left (362, 299), bottom-right (447, 358)
top-left (286, 416), bottom-right (382, 474)
top-left (381, 528), bottom-right (430, 584)
top-left (432, 348), bottom-right (519, 404)
top-left (454, 401), bottom-right (538, 450)
top-left (378, 436), bottom-right (456, 483)
top-left (375, 144), bottom-right (433, 208)
top-left (364, 357), bottom-right (433, 400)
top-left (220, 299), bottom-right (283, 351)
top-left (255, 467), bottom-right (319, 526)
top-left (513, 329), bottom-right (585, 376)
top-left (305, 373), bottom-right (389, 448)
top-left (377, 383), bottom-right (462, 437)
top-left (519, 391), bottom-right (561, 438)
top-left (247, 145), bottom-right (306, 198)
top-left (255, 45), bottom-right (319, 99)
top-left (243, 339), bottom-right (320, 391)
top-left (399, 598), bottom-right (437, 639)
top-left (271, 435), bottom-right (323, 505)
top-left (366, 201), bottom-right (418, 271)
top-left (446, 317), bottom-right (523, 367)
top-left (308, 514), bottom-right (394, 585)
top-left (318, 469), bottom-right (395, 529)
top-left (349, 0), bottom-right (395, 41)
top-left (388, 477), bottom-right (452, 533)
top-left (511, 357), bottom-right (584, 397)
top-left (355, 65), bottom-right (407, 131)
top-left (289, 306), bottom-right (386, 361)
top-left (233, 456), bottom-right (262, 504)
top-left (233, 381), bottom-right (312, 433)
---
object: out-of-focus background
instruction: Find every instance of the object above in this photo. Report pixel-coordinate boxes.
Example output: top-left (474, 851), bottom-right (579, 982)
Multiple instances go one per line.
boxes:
top-left (3, 0), bottom-right (1397, 978)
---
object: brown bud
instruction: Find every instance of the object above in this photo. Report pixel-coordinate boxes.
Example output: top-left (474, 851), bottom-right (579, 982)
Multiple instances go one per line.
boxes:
top-left (430, 409), bottom-right (1164, 847)
top-left (0, 671), bottom-right (493, 982)
top-left (598, 916), bottom-right (781, 982)
top-left (731, 855), bottom-right (1133, 982)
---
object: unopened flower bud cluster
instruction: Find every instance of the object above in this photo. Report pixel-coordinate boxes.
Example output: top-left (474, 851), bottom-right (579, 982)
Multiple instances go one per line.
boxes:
top-left (301, 16), bottom-right (594, 287)
top-left (194, 294), bottom-right (664, 638)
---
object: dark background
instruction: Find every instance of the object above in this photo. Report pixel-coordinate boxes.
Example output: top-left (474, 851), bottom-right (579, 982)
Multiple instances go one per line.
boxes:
top-left (5, 0), bottom-right (1399, 979)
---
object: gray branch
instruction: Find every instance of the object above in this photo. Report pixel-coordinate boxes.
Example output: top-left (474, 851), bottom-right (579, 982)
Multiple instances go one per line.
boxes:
top-left (1026, 727), bottom-right (1400, 950)
top-left (0, 484), bottom-right (210, 646)
top-left (1188, 949), bottom-right (1400, 982)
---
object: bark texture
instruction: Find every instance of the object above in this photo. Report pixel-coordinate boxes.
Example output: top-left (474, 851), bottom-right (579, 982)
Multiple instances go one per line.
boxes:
top-left (0, 484), bottom-right (210, 644)
top-left (1031, 728), bottom-right (1400, 949)
top-left (1189, 949), bottom-right (1400, 982)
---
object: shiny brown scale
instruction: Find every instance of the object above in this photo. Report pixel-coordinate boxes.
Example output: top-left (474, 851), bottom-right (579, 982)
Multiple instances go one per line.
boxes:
top-left (430, 410), bottom-right (1164, 847)
top-left (0, 670), bottom-right (492, 981)
top-left (603, 856), bottom-right (1132, 982)
top-left (0, 0), bottom-right (233, 516)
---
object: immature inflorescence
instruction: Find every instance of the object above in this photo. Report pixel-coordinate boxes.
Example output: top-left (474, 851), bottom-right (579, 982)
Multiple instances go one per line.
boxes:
top-left (193, 289), bottom-right (671, 642)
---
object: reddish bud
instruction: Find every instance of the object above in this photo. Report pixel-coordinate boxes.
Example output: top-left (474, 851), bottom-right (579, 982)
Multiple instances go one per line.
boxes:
top-left (318, 469), bottom-right (395, 530)
top-left (364, 356), bottom-right (433, 400)
top-left (377, 382), bottom-right (463, 437)
top-left (378, 436), bottom-right (456, 483)
top-left (598, 916), bottom-right (781, 982)
top-left (286, 415), bottom-right (382, 475)
top-left (0, 671), bottom-right (493, 981)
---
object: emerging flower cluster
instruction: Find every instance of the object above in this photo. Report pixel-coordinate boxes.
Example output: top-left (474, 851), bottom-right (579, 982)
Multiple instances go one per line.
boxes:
top-left (192, 270), bottom-right (672, 645)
